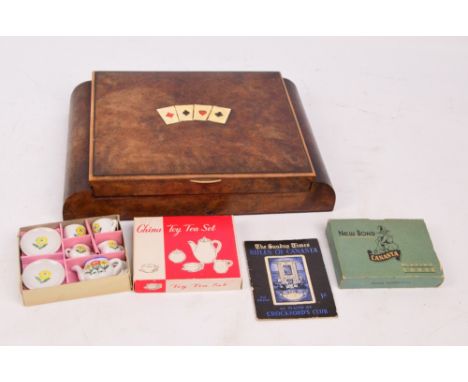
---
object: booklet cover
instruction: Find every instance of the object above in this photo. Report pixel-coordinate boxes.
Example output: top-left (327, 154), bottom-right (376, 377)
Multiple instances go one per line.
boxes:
top-left (244, 239), bottom-right (337, 319)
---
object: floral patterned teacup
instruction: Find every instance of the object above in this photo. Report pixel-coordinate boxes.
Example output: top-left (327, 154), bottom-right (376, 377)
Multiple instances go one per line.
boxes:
top-left (92, 218), bottom-right (118, 234)
top-left (64, 224), bottom-right (86, 238)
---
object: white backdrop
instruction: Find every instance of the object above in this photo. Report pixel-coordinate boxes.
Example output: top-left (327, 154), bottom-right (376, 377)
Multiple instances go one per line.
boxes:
top-left (0, 37), bottom-right (467, 345)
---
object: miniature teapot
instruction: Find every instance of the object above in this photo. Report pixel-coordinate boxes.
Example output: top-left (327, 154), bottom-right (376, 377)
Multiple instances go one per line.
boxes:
top-left (188, 237), bottom-right (222, 264)
top-left (72, 257), bottom-right (125, 281)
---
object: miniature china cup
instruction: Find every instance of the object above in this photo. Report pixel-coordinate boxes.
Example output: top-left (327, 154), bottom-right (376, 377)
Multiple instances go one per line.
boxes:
top-left (72, 257), bottom-right (125, 281)
top-left (213, 259), bottom-right (233, 274)
top-left (92, 218), bottom-right (118, 234)
top-left (182, 262), bottom-right (204, 272)
top-left (98, 240), bottom-right (124, 254)
top-left (65, 243), bottom-right (91, 259)
top-left (64, 223), bottom-right (86, 238)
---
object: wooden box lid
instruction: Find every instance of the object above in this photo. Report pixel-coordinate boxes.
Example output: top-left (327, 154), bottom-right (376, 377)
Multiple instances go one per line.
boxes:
top-left (89, 71), bottom-right (316, 197)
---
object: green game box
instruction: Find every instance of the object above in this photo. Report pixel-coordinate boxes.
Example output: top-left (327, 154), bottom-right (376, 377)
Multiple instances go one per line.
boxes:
top-left (326, 219), bottom-right (444, 288)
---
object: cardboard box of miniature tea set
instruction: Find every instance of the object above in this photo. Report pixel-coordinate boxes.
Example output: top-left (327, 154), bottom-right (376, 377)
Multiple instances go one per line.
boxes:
top-left (133, 216), bottom-right (242, 293)
top-left (18, 214), bottom-right (131, 306)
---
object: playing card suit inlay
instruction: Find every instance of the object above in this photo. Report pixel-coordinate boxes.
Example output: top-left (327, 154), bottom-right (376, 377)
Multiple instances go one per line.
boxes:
top-left (158, 105), bottom-right (230, 124)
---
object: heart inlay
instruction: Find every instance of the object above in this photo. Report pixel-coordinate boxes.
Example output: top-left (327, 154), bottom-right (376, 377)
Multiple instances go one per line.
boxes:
top-left (199, 110), bottom-right (207, 116)
top-left (166, 112), bottom-right (174, 118)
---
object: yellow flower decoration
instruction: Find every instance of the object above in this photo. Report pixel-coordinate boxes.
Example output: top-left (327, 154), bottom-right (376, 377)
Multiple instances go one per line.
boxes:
top-left (36, 269), bottom-right (52, 283)
top-left (75, 226), bottom-right (86, 236)
top-left (33, 236), bottom-right (48, 250)
top-left (92, 222), bottom-right (101, 233)
top-left (100, 259), bottom-right (109, 267)
top-left (75, 245), bottom-right (86, 253)
top-left (108, 240), bottom-right (118, 249)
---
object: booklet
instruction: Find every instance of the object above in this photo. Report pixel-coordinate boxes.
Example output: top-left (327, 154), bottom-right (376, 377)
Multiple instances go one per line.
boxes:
top-left (244, 239), bottom-right (337, 319)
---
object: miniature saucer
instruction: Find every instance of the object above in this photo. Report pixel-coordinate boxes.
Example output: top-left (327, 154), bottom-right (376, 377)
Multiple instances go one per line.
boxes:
top-left (22, 259), bottom-right (65, 290)
top-left (182, 262), bottom-right (204, 272)
top-left (144, 283), bottom-right (163, 291)
top-left (20, 227), bottom-right (62, 256)
top-left (139, 263), bottom-right (158, 273)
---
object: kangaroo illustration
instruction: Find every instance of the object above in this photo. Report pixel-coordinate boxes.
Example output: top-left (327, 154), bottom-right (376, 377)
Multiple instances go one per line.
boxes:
top-left (374, 225), bottom-right (399, 253)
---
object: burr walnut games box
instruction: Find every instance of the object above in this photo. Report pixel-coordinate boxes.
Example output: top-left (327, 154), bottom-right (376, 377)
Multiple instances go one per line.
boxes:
top-left (133, 216), bottom-right (241, 293)
top-left (63, 72), bottom-right (335, 219)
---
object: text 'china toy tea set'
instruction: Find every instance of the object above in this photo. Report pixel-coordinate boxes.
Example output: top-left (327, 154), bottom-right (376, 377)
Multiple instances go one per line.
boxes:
top-left (17, 71), bottom-right (444, 316)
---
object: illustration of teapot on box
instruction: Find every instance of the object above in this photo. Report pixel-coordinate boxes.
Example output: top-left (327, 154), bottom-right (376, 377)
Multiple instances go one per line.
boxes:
top-left (188, 237), bottom-right (222, 263)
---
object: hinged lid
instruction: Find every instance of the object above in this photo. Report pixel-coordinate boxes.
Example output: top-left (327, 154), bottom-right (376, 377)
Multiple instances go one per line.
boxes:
top-left (89, 71), bottom-right (316, 196)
